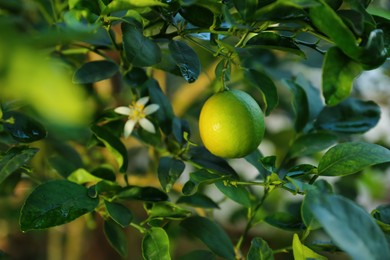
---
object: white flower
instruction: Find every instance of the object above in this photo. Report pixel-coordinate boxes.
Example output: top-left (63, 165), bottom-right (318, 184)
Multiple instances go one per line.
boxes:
top-left (114, 96), bottom-right (159, 138)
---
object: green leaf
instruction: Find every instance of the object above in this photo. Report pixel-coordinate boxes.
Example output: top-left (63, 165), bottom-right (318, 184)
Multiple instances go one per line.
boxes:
top-left (177, 193), bottom-right (219, 209)
top-left (314, 98), bottom-right (381, 134)
top-left (122, 22), bottom-right (161, 67)
top-left (358, 29), bottom-right (388, 70)
top-left (178, 250), bottom-right (216, 260)
top-left (295, 74), bottom-right (324, 121)
top-left (105, 200), bottom-right (133, 228)
top-left (215, 181), bottom-right (252, 208)
top-left (253, 0), bottom-right (307, 22)
top-left (158, 157), bottom-right (185, 192)
top-left (244, 69), bottom-right (278, 115)
top-left (246, 32), bottom-right (305, 57)
top-left (247, 237), bottom-right (274, 260)
top-left (318, 142), bottom-right (390, 176)
top-left (172, 117), bottom-right (191, 145)
top-left (0, 146), bottom-right (38, 185)
top-left (91, 125), bottom-right (128, 173)
top-left (283, 79), bottom-right (309, 132)
top-left (142, 227), bottom-right (171, 260)
top-left (233, 0), bottom-right (258, 21)
top-left (103, 0), bottom-right (168, 14)
top-left (3, 111), bottom-right (47, 143)
top-left (104, 220), bottom-right (128, 258)
top-left (67, 168), bottom-right (102, 184)
top-left (145, 202), bottom-right (191, 221)
top-left (322, 47), bottom-right (363, 106)
top-left (90, 165), bottom-right (116, 181)
top-left (182, 169), bottom-right (222, 196)
top-left (371, 204), bottom-right (390, 233)
top-left (179, 5), bottom-right (215, 27)
top-left (287, 132), bottom-right (338, 159)
top-left (168, 40), bottom-right (201, 83)
top-left (180, 216), bottom-right (235, 260)
top-left (264, 212), bottom-right (305, 231)
top-left (116, 186), bottom-right (168, 202)
top-left (292, 234), bottom-right (327, 260)
top-left (73, 60), bottom-right (118, 84)
top-left (20, 180), bottom-right (98, 231)
top-left (307, 194), bottom-right (390, 259)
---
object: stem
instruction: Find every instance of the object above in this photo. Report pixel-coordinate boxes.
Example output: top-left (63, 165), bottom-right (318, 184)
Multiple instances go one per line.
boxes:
top-left (309, 175), bottom-right (319, 184)
top-left (130, 222), bottom-right (146, 234)
top-left (273, 246), bottom-right (292, 254)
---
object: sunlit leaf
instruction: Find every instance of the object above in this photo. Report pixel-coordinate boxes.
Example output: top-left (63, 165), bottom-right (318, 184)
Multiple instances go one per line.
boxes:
top-left (292, 234), bottom-right (327, 260)
top-left (67, 168), bottom-right (102, 184)
top-left (103, 0), bottom-right (168, 14)
top-left (142, 227), bottom-right (171, 260)
top-left (145, 202), bottom-right (191, 221)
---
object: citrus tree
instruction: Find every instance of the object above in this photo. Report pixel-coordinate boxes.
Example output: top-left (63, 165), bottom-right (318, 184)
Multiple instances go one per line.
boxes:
top-left (1, 0), bottom-right (390, 259)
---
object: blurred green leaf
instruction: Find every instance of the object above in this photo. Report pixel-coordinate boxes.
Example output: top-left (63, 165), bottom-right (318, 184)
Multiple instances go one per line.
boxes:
top-left (105, 200), bottom-right (133, 228)
top-left (20, 180), bottom-right (98, 231)
top-left (315, 98), bottom-right (380, 134)
top-left (178, 250), bottom-right (216, 260)
top-left (322, 47), bottom-right (362, 106)
top-left (295, 74), bottom-right (324, 122)
top-left (91, 125), bottom-right (128, 173)
top-left (247, 237), bottom-right (274, 260)
top-left (318, 142), bottom-right (390, 176)
top-left (292, 234), bottom-right (327, 260)
top-left (177, 193), bottom-right (219, 209)
top-left (215, 181), bottom-right (252, 208)
top-left (287, 132), bottom-right (337, 159)
top-left (180, 216), bottom-right (235, 260)
top-left (182, 169), bottom-right (222, 196)
top-left (122, 22), bottom-right (161, 67)
top-left (357, 29), bottom-right (388, 70)
top-left (169, 40), bottom-right (201, 83)
top-left (3, 111), bottom-right (47, 143)
top-left (283, 80), bottom-right (309, 132)
top-left (104, 220), bottom-right (128, 258)
top-left (73, 60), bottom-right (118, 84)
top-left (67, 168), bottom-right (102, 184)
top-left (0, 146), bottom-right (38, 185)
top-left (371, 204), bottom-right (390, 233)
top-left (103, 0), bottom-right (167, 14)
top-left (253, 0), bottom-right (307, 21)
top-left (116, 186), bottom-right (168, 202)
top-left (307, 193), bottom-right (390, 259)
top-left (158, 157), bottom-right (185, 192)
top-left (145, 202), bottom-right (191, 221)
top-left (90, 165), bottom-right (116, 181)
top-left (172, 117), bottom-right (191, 145)
top-left (264, 212), bottom-right (305, 231)
top-left (179, 5), bottom-right (215, 27)
top-left (233, 0), bottom-right (258, 21)
top-left (142, 227), bottom-right (171, 260)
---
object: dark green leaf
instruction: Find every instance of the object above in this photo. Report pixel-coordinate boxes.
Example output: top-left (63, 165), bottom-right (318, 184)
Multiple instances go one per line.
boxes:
top-left (122, 22), bottom-right (161, 67)
top-left (104, 220), bottom-right (128, 258)
top-left (288, 133), bottom-right (338, 159)
top-left (116, 186), bottom-right (168, 202)
top-left (358, 29), bottom-right (388, 70)
top-left (20, 180), bottom-right (99, 231)
top-left (315, 98), bottom-right (381, 134)
top-left (215, 181), bottom-right (252, 208)
top-left (179, 5), bottom-right (214, 27)
top-left (3, 111), bottom-right (47, 143)
top-left (283, 79), bottom-right (309, 132)
top-left (158, 157), bottom-right (185, 192)
top-left (145, 202), bottom-right (191, 221)
top-left (0, 146), bottom-right (38, 184)
top-left (372, 204), bottom-right (390, 233)
top-left (338, 10), bottom-right (365, 36)
top-left (244, 69), bottom-right (278, 115)
top-left (73, 60), bottom-right (118, 84)
top-left (264, 212), bottom-right (305, 231)
top-left (318, 142), bottom-right (390, 176)
top-left (307, 193), bottom-right (390, 259)
top-left (295, 74), bottom-right (324, 121)
top-left (244, 149), bottom-right (268, 179)
top-left (169, 40), bottom-right (201, 83)
top-left (233, 0), bottom-right (258, 21)
top-left (180, 216), bottom-right (235, 260)
top-left (91, 165), bottom-right (116, 181)
top-left (253, 1), bottom-right (307, 21)
top-left (177, 193), bottom-right (219, 209)
top-left (105, 200), bottom-right (133, 227)
top-left (178, 250), bottom-right (216, 260)
top-left (182, 169), bottom-right (223, 196)
top-left (142, 227), bottom-right (171, 260)
top-left (246, 32), bottom-right (305, 57)
top-left (172, 117), bottom-right (191, 145)
top-left (91, 125), bottom-right (128, 173)
top-left (322, 47), bottom-right (362, 106)
top-left (247, 237), bottom-right (274, 260)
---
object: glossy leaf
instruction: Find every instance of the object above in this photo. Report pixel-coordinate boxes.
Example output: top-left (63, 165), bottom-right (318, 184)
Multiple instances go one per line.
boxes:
top-left (3, 111), bottom-right (47, 143)
top-left (158, 157), bottom-right (185, 192)
top-left (116, 186), bottom-right (168, 202)
top-left (287, 132), bottom-right (338, 159)
top-left (182, 169), bottom-right (223, 196)
top-left (247, 237), bottom-right (274, 260)
top-left (20, 180), bottom-right (98, 231)
top-left (180, 216), bottom-right (235, 260)
top-left (67, 168), bottom-right (102, 184)
top-left (244, 69), bottom-right (278, 115)
top-left (73, 60), bottom-right (118, 84)
top-left (145, 202), bottom-right (191, 221)
top-left (307, 193), bottom-right (390, 259)
top-left (104, 220), bottom-right (128, 258)
top-left (314, 98), bottom-right (381, 134)
top-left (318, 142), bottom-right (390, 176)
top-left (322, 47), bottom-right (362, 106)
top-left (91, 125), bottom-right (128, 173)
top-left (0, 146), bottom-right (38, 184)
top-left (264, 212), bottom-right (305, 231)
top-left (102, 0), bottom-right (167, 14)
top-left (292, 234), bottom-right (327, 260)
top-left (169, 40), bottom-right (201, 83)
top-left (122, 22), bottom-right (161, 67)
top-left (177, 193), bottom-right (219, 209)
top-left (283, 79), bottom-right (309, 132)
top-left (371, 204), bottom-right (390, 233)
top-left (358, 29), bottom-right (388, 70)
top-left (105, 200), bottom-right (133, 228)
top-left (215, 181), bottom-right (252, 208)
top-left (142, 227), bottom-right (171, 260)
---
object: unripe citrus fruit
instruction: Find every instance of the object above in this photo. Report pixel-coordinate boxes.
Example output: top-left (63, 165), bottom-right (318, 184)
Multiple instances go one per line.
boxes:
top-left (199, 89), bottom-right (265, 158)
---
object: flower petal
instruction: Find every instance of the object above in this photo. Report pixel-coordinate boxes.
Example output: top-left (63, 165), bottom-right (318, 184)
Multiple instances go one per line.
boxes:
top-left (114, 106), bottom-right (131, 116)
top-left (144, 104), bottom-right (160, 115)
top-left (139, 118), bottom-right (156, 133)
top-left (137, 96), bottom-right (149, 106)
top-left (124, 119), bottom-right (136, 138)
